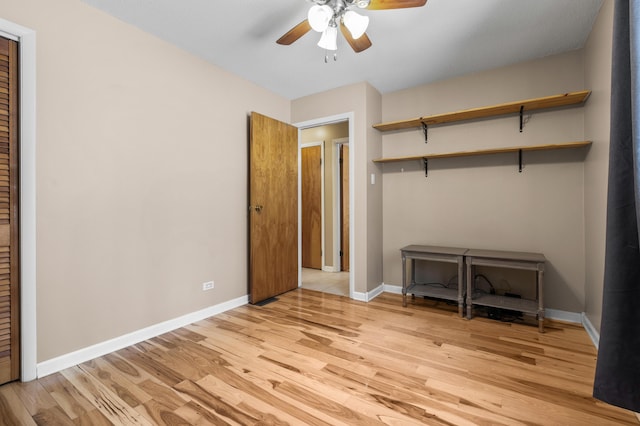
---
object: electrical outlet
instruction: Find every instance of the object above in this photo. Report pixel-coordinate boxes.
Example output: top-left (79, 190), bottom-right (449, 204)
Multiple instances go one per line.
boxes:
top-left (202, 281), bottom-right (214, 291)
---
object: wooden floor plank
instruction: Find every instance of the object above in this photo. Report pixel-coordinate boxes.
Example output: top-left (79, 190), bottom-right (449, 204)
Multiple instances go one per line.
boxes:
top-left (78, 359), bottom-right (153, 408)
top-left (195, 373), bottom-right (301, 425)
top-left (38, 372), bottom-right (97, 420)
top-left (135, 398), bottom-right (193, 426)
top-left (32, 405), bottom-right (76, 426)
top-left (0, 289), bottom-right (637, 425)
top-left (172, 400), bottom-right (234, 426)
top-left (9, 378), bottom-right (58, 416)
top-left (0, 383), bottom-right (38, 425)
top-left (60, 366), bottom-right (152, 425)
top-left (72, 408), bottom-right (114, 426)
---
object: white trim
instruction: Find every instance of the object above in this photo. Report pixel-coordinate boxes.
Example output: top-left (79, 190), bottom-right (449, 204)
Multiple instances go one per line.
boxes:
top-left (382, 283), bottom-right (403, 294)
top-left (352, 291), bottom-right (367, 302)
top-left (297, 135), bottom-right (302, 287)
top-left (581, 312), bottom-right (600, 348)
top-left (367, 284), bottom-right (384, 301)
top-left (295, 113), bottom-right (355, 299)
top-left (322, 266), bottom-right (340, 273)
top-left (333, 137), bottom-right (349, 272)
top-left (320, 141), bottom-right (325, 270)
top-left (544, 308), bottom-right (582, 324)
top-left (37, 295), bottom-right (249, 378)
top-left (0, 29), bottom-right (19, 42)
top-left (347, 117), bottom-right (354, 299)
top-left (0, 18), bottom-right (37, 382)
top-left (295, 113), bottom-right (351, 128)
top-left (333, 142), bottom-right (341, 271)
top-left (384, 284), bottom-right (585, 322)
top-left (353, 283), bottom-right (384, 302)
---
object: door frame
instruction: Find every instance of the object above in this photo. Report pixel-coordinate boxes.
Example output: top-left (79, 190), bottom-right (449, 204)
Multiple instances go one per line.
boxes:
top-left (333, 137), bottom-right (348, 272)
top-left (0, 18), bottom-right (37, 381)
top-left (295, 113), bottom-right (354, 299)
top-left (300, 141), bottom-right (325, 270)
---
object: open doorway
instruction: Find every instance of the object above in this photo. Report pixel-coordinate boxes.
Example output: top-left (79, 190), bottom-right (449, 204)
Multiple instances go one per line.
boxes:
top-left (297, 119), bottom-right (351, 297)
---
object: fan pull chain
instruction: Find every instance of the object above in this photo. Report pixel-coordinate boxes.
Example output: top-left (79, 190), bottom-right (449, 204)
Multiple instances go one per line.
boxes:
top-left (323, 52), bottom-right (338, 63)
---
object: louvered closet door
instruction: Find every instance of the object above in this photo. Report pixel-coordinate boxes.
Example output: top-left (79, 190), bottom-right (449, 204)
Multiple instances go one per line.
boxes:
top-left (0, 36), bottom-right (19, 385)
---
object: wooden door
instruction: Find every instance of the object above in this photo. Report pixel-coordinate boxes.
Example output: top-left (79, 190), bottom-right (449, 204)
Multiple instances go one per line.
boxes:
top-left (301, 145), bottom-right (322, 269)
top-left (340, 145), bottom-right (350, 272)
top-left (0, 36), bottom-right (19, 384)
top-left (249, 112), bottom-right (298, 304)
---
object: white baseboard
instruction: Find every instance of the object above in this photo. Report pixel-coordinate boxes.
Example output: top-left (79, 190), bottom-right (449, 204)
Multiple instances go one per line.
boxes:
top-left (352, 283), bottom-right (384, 302)
top-left (545, 308), bottom-right (582, 324)
top-left (382, 283), bottom-right (402, 294)
top-left (351, 291), bottom-right (366, 301)
top-left (382, 284), bottom-right (584, 323)
top-left (322, 266), bottom-right (340, 273)
top-left (581, 312), bottom-right (600, 349)
top-left (34, 288), bottom-right (602, 379)
top-left (384, 286), bottom-right (602, 352)
top-left (37, 295), bottom-right (249, 378)
top-left (368, 284), bottom-right (384, 301)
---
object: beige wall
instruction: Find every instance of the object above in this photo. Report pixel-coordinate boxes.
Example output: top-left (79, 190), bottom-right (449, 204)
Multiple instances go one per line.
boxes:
top-left (301, 122), bottom-right (349, 270)
top-left (381, 51), bottom-right (588, 312)
top-left (2, 0), bottom-right (290, 362)
top-left (584, 0), bottom-right (614, 332)
top-left (292, 82), bottom-right (383, 294)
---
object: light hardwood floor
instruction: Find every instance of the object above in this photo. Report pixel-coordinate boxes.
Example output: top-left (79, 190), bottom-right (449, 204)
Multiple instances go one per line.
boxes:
top-left (0, 290), bottom-right (637, 425)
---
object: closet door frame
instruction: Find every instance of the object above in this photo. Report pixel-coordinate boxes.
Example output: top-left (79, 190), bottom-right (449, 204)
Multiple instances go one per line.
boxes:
top-left (0, 20), bottom-right (37, 382)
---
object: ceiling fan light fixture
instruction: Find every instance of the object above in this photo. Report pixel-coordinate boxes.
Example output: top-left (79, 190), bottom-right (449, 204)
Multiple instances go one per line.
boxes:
top-left (308, 5), bottom-right (334, 32)
top-left (343, 10), bottom-right (369, 39)
top-left (317, 25), bottom-right (338, 50)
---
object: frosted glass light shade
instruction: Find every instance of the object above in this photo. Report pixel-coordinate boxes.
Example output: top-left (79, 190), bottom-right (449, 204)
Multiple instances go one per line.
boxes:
top-left (343, 10), bottom-right (369, 39)
top-left (308, 5), bottom-right (333, 32)
top-left (317, 26), bottom-right (338, 50)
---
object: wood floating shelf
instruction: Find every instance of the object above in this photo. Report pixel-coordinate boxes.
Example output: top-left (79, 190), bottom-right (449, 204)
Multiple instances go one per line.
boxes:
top-left (373, 90), bottom-right (591, 132)
top-left (373, 141), bottom-right (591, 176)
top-left (372, 141), bottom-right (592, 164)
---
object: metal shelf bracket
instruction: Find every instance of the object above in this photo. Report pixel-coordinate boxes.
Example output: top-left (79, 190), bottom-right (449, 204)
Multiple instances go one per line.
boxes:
top-left (518, 149), bottom-right (523, 172)
top-left (423, 158), bottom-right (428, 177)
top-left (519, 105), bottom-right (524, 132)
top-left (422, 122), bottom-right (428, 143)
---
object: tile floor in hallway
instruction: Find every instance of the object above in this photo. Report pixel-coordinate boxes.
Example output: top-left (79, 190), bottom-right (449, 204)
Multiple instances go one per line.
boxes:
top-left (301, 267), bottom-right (349, 296)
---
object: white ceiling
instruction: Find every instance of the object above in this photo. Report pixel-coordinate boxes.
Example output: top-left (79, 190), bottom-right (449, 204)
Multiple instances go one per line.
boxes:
top-left (81, 0), bottom-right (603, 100)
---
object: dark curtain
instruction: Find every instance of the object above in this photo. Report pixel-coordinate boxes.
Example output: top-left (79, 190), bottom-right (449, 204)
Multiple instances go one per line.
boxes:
top-left (593, 0), bottom-right (640, 413)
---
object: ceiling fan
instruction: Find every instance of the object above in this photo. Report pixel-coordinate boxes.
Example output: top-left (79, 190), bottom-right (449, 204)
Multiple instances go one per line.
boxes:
top-left (277, 0), bottom-right (427, 54)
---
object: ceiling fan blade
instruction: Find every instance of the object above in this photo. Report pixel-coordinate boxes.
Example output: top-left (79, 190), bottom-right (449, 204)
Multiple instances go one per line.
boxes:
top-left (340, 23), bottom-right (372, 53)
top-left (276, 20), bottom-right (312, 45)
top-left (366, 0), bottom-right (427, 10)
